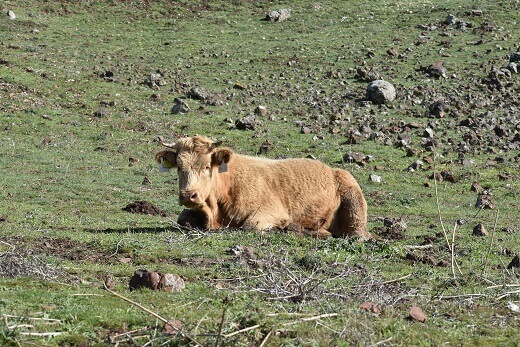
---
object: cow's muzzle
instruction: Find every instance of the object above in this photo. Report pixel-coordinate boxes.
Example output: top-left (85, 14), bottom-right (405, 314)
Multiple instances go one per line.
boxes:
top-left (179, 190), bottom-right (203, 207)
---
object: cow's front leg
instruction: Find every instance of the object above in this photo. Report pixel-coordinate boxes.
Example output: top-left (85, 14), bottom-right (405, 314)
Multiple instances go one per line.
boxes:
top-left (177, 208), bottom-right (209, 229)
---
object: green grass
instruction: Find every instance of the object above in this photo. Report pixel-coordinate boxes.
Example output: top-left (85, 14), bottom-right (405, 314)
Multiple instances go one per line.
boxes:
top-left (1, 0), bottom-right (519, 346)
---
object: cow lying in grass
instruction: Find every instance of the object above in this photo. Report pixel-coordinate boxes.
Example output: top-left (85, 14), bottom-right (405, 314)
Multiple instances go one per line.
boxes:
top-left (155, 136), bottom-right (370, 240)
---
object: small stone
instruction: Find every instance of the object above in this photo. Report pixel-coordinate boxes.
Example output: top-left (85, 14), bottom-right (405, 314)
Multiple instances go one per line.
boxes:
top-left (142, 177), bottom-right (152, 185)
top-left (360, 301), bottom-right (382, 314)
top-left (171, 98), bottom-right (190, 114)
top-left (226, 245), bottom-right (255, 259)
top-left (475, 194), bottom-right (494, 209)
top-left (129, 269), bottom-right (161, 291)
top-left (104, 274), bottom-right (115, 290)
top-left (407, 160), bottom-right (423, 172)
top-left (507, 255), bottom-right (520, 269)
top-left (423, 128), bottom-right (434, 138)
top-left (235, 115), bottom-right (259, 130)
top-left (473, 223), bottom-right (488, 236)
top-left (233, 82), bottom-right (248, 90)
top-left (159, 273), bottom-right (185, 292)
top-left (445, 14), bottom-right (458, 25)
top-left (509, 52), bottom-right (520, 62)
top-left (7, 10), bottom-right (16, 20)
top-left (425, 60), bottom-right (447, 79)
top-left (255, 105), bottom-right (267, 116)
top-left (369, 174), bottom-right (382, 183)
top-left (409, 306), bottom-right (427, 322)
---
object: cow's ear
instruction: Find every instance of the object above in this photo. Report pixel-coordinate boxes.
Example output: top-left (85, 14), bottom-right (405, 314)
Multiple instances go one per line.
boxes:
top-left (212, 148), bottom-right (232, 165)
top-left (209, 141), bottom-right (223, 151)
top-left (155, 150), bottom-right (177, 171)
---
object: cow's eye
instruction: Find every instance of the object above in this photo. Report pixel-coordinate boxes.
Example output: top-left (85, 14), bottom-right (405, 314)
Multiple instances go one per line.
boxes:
top-left (205, 166), bottom-right (211, 171)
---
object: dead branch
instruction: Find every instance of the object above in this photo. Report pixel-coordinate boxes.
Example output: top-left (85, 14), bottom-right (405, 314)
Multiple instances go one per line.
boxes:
top-left (222, 324), bottom-right (261, 338)
top-left (282, 313), bottom-right (338, 327)
top-left (481, 207), bottom-right (500, 276)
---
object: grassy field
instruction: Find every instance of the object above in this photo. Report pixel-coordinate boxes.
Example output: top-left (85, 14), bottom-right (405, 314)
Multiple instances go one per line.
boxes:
top-left (0, 0), bottom-right (519, 346)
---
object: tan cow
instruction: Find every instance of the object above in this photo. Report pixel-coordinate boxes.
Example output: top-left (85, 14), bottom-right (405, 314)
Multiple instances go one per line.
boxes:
top-left (155, 136), bottom-right (370, 240)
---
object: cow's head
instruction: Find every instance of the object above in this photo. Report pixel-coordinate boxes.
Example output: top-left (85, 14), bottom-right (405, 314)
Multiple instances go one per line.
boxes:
top-left (155, 136), bottom-right (232, 208)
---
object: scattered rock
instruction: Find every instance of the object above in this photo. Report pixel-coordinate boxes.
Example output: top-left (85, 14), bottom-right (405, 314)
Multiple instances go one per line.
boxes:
top-left (0, 215), bottom-right (7, 222)
top-left (475, 194), bottom-right (494, 209)
top-left (266, 8), bottom-right (291, 22)
top-left (188, 87), bottom-right (211, 101)
top-left (344, 152), bottom-right (370, 166)
top-left (422, 60), bottom-right (447, 79)
top-left (7, 10), bottom-right (16, 20)
top-left (407, 160), bottom-right (424, 172)
top-left (129, 269), bottom-right (161, 291)
top-left (369, 174), bottom-right (382, 183)
top-left (93, 108), bottom-right (108, 118)
top-left (473, 223), bottom-right (488, 236)
top-left (507, 255), bottom-right (520, 269)
top-left (360, 301), bottom-right (382, 315)
top-left (233, 82), bottom-right (248, 90)
top-left (144, 72), bottom-right (167, 89)
top-left (445, 14), bottom-right (459, 25)
top-left (235, 115), bottom-right (259, 130)
top-left (423, 127), bottom-right (435, 138)
top-left (255, 105), bottom-right (268, 117)
top-left (257, 139), bottom-right (273, 154)
top-left (104, 274), bottom-right (115, 290)
top-left (226, 245), bottom-right (255, 259)
top-left (129, 270), bottom-right (185, 292)
top-left (366, 80), bottom-right (396, 104)
top-left (355, 66), bottom-right (381, 81)
top-left (159, 273), bottom-right (185, 292)
top-left (497, 172), bottom-right (512, 181)
top-left (171, 98), bottom-right (190, 114)
top-left (122, 201), bottom-right (168, 217)
top-left (507, 302), bottom-right (520, 313)
top-left (428, 101), bottom-right (448, 118)
top-left (510, 52), bottom-right (520, 63)
top-left (409, 306), bottom-right (427, 322)
top-left (471, 182), bottom-right (485, 194)
top-left (142, 177), bottom-right (152, 185)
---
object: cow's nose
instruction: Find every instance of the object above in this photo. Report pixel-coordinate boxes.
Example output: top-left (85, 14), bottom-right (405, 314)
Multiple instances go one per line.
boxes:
top-left (179, 190), bottom-right (199, 205)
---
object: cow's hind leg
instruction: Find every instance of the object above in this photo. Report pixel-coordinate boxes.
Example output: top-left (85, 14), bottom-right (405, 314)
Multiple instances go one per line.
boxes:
top-left (330, 170), bottom-right (371, 240)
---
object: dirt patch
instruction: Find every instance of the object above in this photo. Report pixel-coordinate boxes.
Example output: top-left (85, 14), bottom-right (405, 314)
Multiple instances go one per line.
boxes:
top-left (3, 236), bottom-right (111, 264)
top-left (122, 200), bottom-right (169, 217)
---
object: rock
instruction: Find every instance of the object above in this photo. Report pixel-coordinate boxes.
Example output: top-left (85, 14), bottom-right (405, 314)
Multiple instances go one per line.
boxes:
top-left (159, 273), bottom-right (185, 292)
top-left (360, 301), bottom-right (382, 314)
top-left (266, 9), bottom-right (291, 22)
top-left (366, 80), bottom-right (396, 104)
top-left (424, 60), bottom-right (447, 79)
top-left (441, 170), bottom-right (457, 183)
top-left (233, 82), bottom-right (248, 90)
top-left (226, 245), bottom-right (255, 259)
top-left (355, 67), bottom-right (381, 81)
top-left (144, 73), bottom-right (167, 88)
top-left (104, 274), bottom-right (115, 290)
top-left (423, 128), bottom-right (434, 138)
top-left (409, 306), bottom-right (427, 322)
top-left (7, 10), bottom-right (16, 20)
top-left (475, 194), bottom-right (495, 209)
top-left (129, 270), bottom-right (161, 291)
top-left (255, 105), bottom-right (268, 117)
top-left (429, 100), bottom-right (448, 118)
top-left (235, 115), bottom-right (259, 130)
top-left (470, 182), bottom-right (485, 194)
top-left (171, 98), bottom-right (190, 114)
top-left (257, 140), bottom-right (273, 155)
top-left (407, 160), bottom-right (423, 172)
top-left (507, 255), bottom-right (520, 269)
top-left (445, 14), bottom-right (459, 25)
top-left (142, 177), bottom-right (152, 185)
top-left (344, 152), bottom-right (369, 166)
top-left (510, 52), bottom-right (520, 62)
top-left (188, 87), bottom-right (211, 101)
top-left (369, 174), bottom-right (382, 183)
top-left (473, 223), bottom-right (488, 236)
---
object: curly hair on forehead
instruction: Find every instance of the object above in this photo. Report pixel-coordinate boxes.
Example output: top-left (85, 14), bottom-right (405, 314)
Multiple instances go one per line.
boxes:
top-left (176, 136), bottom-right (219, 154)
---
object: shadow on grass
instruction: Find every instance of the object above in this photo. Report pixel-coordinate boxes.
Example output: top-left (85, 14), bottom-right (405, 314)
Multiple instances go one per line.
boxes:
top-left (83, 227), bottom-right (175, 234)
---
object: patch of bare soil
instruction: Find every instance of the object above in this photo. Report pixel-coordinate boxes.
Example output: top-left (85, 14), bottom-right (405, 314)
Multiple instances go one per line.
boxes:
top-left (122, 200), bottom-right (169, 217)
top-left (2, 236), bottom-right (111, 264)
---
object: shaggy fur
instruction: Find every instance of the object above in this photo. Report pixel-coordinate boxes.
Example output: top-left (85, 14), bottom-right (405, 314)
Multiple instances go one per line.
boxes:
top-left (155, 136), bottom-right (370, 240)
